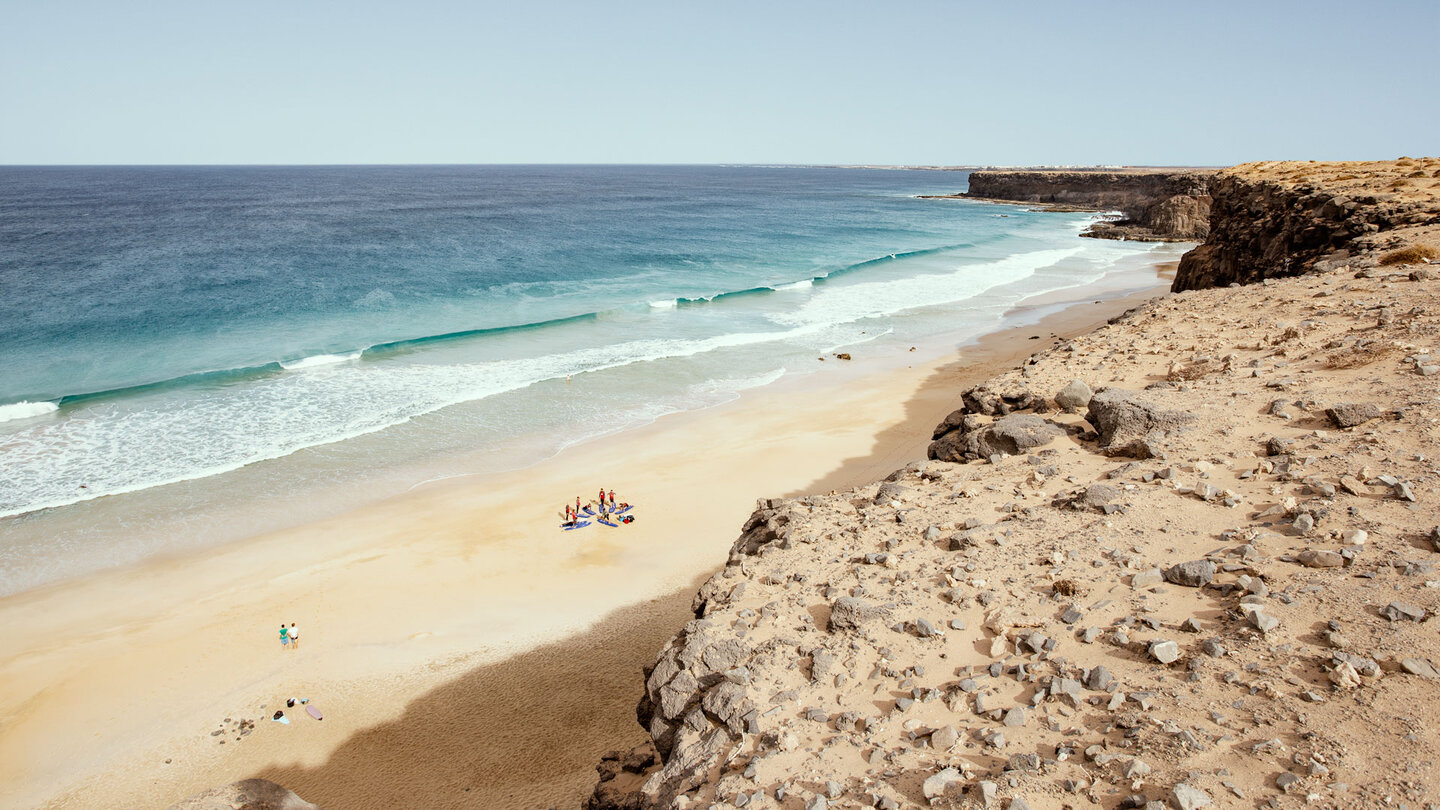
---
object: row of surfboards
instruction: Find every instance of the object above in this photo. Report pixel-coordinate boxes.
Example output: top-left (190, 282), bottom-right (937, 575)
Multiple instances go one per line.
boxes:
top-left (562, 504), bottom-right (633, 530)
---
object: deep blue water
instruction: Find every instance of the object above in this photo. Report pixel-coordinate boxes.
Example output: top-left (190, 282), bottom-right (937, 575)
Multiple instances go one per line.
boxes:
top-left (2, 165), bottom-right (994, 402)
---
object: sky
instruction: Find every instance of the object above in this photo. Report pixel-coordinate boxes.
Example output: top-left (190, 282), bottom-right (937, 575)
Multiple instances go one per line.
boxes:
top-left (2, 0), bottom-right (1436, 166)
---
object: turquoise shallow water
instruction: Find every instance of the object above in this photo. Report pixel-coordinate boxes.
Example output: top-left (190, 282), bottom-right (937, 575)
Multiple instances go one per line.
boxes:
top-left (0, 165), bottom-right (1181, 593)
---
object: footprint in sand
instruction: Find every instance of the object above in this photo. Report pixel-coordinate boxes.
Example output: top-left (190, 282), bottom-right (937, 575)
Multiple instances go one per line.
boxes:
top-left (409, 631), bottom-right (432, 640)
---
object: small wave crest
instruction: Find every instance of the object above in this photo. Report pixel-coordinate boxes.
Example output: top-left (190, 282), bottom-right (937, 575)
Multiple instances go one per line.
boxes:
top-left (766, 247), bottom-right (1085, 329)
top-left (648, 299), bottom-right (678, 309)
top-left (693, 367), bottom-right (788, 397)
top-left (279, 351), bottom-right (364, 371)
top-left (0, 400), bottom-right (60, 423)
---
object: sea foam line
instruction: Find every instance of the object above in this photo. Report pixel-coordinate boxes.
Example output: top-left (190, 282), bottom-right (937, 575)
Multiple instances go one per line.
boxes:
top-left (279, 351), bottom-right (364, 371)
top-left (0, 322), bottom-right (839, 519)
top-left (0, 400), bottom-right (59, 423)
top-left (767, 247), bottom-right (1084, 329)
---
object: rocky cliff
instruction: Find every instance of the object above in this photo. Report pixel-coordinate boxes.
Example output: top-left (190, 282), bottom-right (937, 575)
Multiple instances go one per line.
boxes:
top-left (963, 170), bottom-right (1215, 242)
top-left (590, 162), bottom-right (1440, 810)
top-left (1172, 159), bottom-right (1440, 292)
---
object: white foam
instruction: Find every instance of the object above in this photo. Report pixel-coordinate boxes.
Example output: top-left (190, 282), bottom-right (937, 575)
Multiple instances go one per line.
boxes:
top-left (693, 367), bottom-right (787, 396)
top-left (771, 279), bottom-right (813, 291)
top-left (0, 400), bottom-right (59, 423)
top-left (648, 299), bottom-right (678, 309)
top-left (279, 351), bottom-right (363, 370)
top-left (766, 247), bottom-right (1083, 329)
top-left (0, 324), bottom-right (836, 519)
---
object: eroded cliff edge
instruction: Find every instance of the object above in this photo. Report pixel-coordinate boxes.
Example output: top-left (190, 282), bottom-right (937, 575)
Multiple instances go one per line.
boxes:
top-left (1171, 159), bottom-right (1440, 292)
top-left (590, 159), bottom-right (1440, 810)
top-left (958, 169), bottom-right (1215, 242)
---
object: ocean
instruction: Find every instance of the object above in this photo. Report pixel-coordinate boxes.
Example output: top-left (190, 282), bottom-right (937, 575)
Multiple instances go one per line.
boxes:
top-left (0, 165), bottom-right (1184, 595)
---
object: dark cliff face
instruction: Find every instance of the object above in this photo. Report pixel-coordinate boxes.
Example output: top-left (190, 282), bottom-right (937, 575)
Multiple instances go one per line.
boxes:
top-left (1171, 164), bottom-right (1440, 292)
top-left (965, 170), bottom-right (1214, 240)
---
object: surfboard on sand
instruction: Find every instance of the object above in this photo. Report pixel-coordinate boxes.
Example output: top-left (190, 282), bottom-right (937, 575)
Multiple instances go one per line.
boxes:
top-left (597, 518), bottom-right (618, 527)
top-left (306, 705), bottom-right (323, 720)
top-left (563, 520), bottom-right (591, 531)
top-left (616, 505), bottom-right (633, 514)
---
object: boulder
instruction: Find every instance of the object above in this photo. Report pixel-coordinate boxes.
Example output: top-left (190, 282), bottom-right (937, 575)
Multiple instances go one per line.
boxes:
top-left (1297, 549), bottom-right (1344, 568)
top-left (1074, 483), bottom-right (1122, 512)
top-left (1055, 379), bottom-right (1094, 410)
top-left (828, 598), bottom-right (890, 632)
top-left (931, 413), bottom-right (1066, 463)
top-left (930, 725), bottom-right (959, 751)
top-left (872, 481), bottom-right (911, 505)
top-left (1327, 402), bottom-right (1381, 428)
top-left (1131, 568), bottom-right (1164, 589)
top-left (971, 413), bottom-right (1065, 457)
top-left (1381, 601), bottom-right (1426, 622)
top-left (1171, 783), bottom-right (1212, 810)
top-left (1149, 640), bottom-right (1181, 664)
top-left (1086, 388), bottom-right (1194, 454)
top-left (1164, 560), bottom-right (1216, 587)
top-left (921, 768), bottom-right (966, 800)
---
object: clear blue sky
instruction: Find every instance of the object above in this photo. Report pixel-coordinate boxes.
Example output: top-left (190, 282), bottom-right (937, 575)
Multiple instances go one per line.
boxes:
top-left (3, 0), bottom-right (1435, 166)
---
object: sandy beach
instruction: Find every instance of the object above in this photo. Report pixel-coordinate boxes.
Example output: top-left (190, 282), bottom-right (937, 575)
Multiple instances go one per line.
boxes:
top-left (0, 267), bottom-right (1174, 810)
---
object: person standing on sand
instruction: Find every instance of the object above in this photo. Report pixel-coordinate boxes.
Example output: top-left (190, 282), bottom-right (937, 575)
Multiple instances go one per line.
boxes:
top-left (279, 624), bottom-right (289, 649)
top-left (289, 622), bottom-right (299, 650)
top-left (608, 489), bottom-right (615, 506)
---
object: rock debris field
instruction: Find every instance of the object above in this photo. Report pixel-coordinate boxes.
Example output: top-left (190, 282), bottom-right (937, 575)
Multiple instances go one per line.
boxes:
top-left (592, 256), bottom-right (1440, 810)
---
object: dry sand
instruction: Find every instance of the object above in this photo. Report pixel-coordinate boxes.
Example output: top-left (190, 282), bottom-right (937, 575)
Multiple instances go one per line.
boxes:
top-left (0, 270), bottom-right (1172, 810)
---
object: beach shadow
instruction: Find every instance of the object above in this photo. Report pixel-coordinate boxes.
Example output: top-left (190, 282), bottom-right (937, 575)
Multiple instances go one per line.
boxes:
top-left (250, 576), bottom-right (705, 810)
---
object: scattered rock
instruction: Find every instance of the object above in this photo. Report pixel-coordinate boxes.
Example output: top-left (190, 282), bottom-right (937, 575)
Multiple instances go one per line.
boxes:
top-left (1170, 783), bottom-right (1212, 810)
top-left (1381, 601), bottom-right (1426, 622)
top-left (1055, 378), bottom-right (1094, 410)
top-left (1401, 658), bottom-right (1440, 679)
top-left (921, 767), bottom-right (965, 800)
top-left (828, 598), bottom-right (889, 631)
top-left (1326, 402), bottom-right (1381, 428)
top-left (1131, 568), bottom-right (1164, 589)
top-left (1296, 549), bottom-right (1344, 568)
top-left (1164, 559), bottom-right (1216, 587)
top-left (1149, 640), bottom-right (1181, 664)
top-left (1086, 388), bottom-right (1195, 452)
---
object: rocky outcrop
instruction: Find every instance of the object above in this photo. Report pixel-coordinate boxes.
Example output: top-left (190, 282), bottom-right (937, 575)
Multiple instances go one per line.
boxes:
top-left (1172, 158), bottom-right (1440, 291)
top-left (963, 169), bottom-right (1215, 241)
top-left (165, 779), bottom-right (321, 810)
top-left (928, 382), bottom-right (1056, 463)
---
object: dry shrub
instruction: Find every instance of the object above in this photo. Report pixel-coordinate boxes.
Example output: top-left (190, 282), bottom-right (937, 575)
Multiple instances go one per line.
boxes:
top-left (1378, 244), bottom-right (1440, 266)
top-left (1332, 174), bottom-right (1358, 181)
top-left (1408, 171), bottom-right (1428, 178)
top-left (1052, 579), bottom-right (1085, 597)
top-left (1323, 340), bottom-right (1400, 369)
top-left (1167, 358), bottom-right (1227, 381)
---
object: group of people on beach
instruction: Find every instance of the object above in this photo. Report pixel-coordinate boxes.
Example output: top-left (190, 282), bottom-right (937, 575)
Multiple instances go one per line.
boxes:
top-left (278, 622), bottom-right (300, 650)
top-left (562, 487), bottom-right (634, 525)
